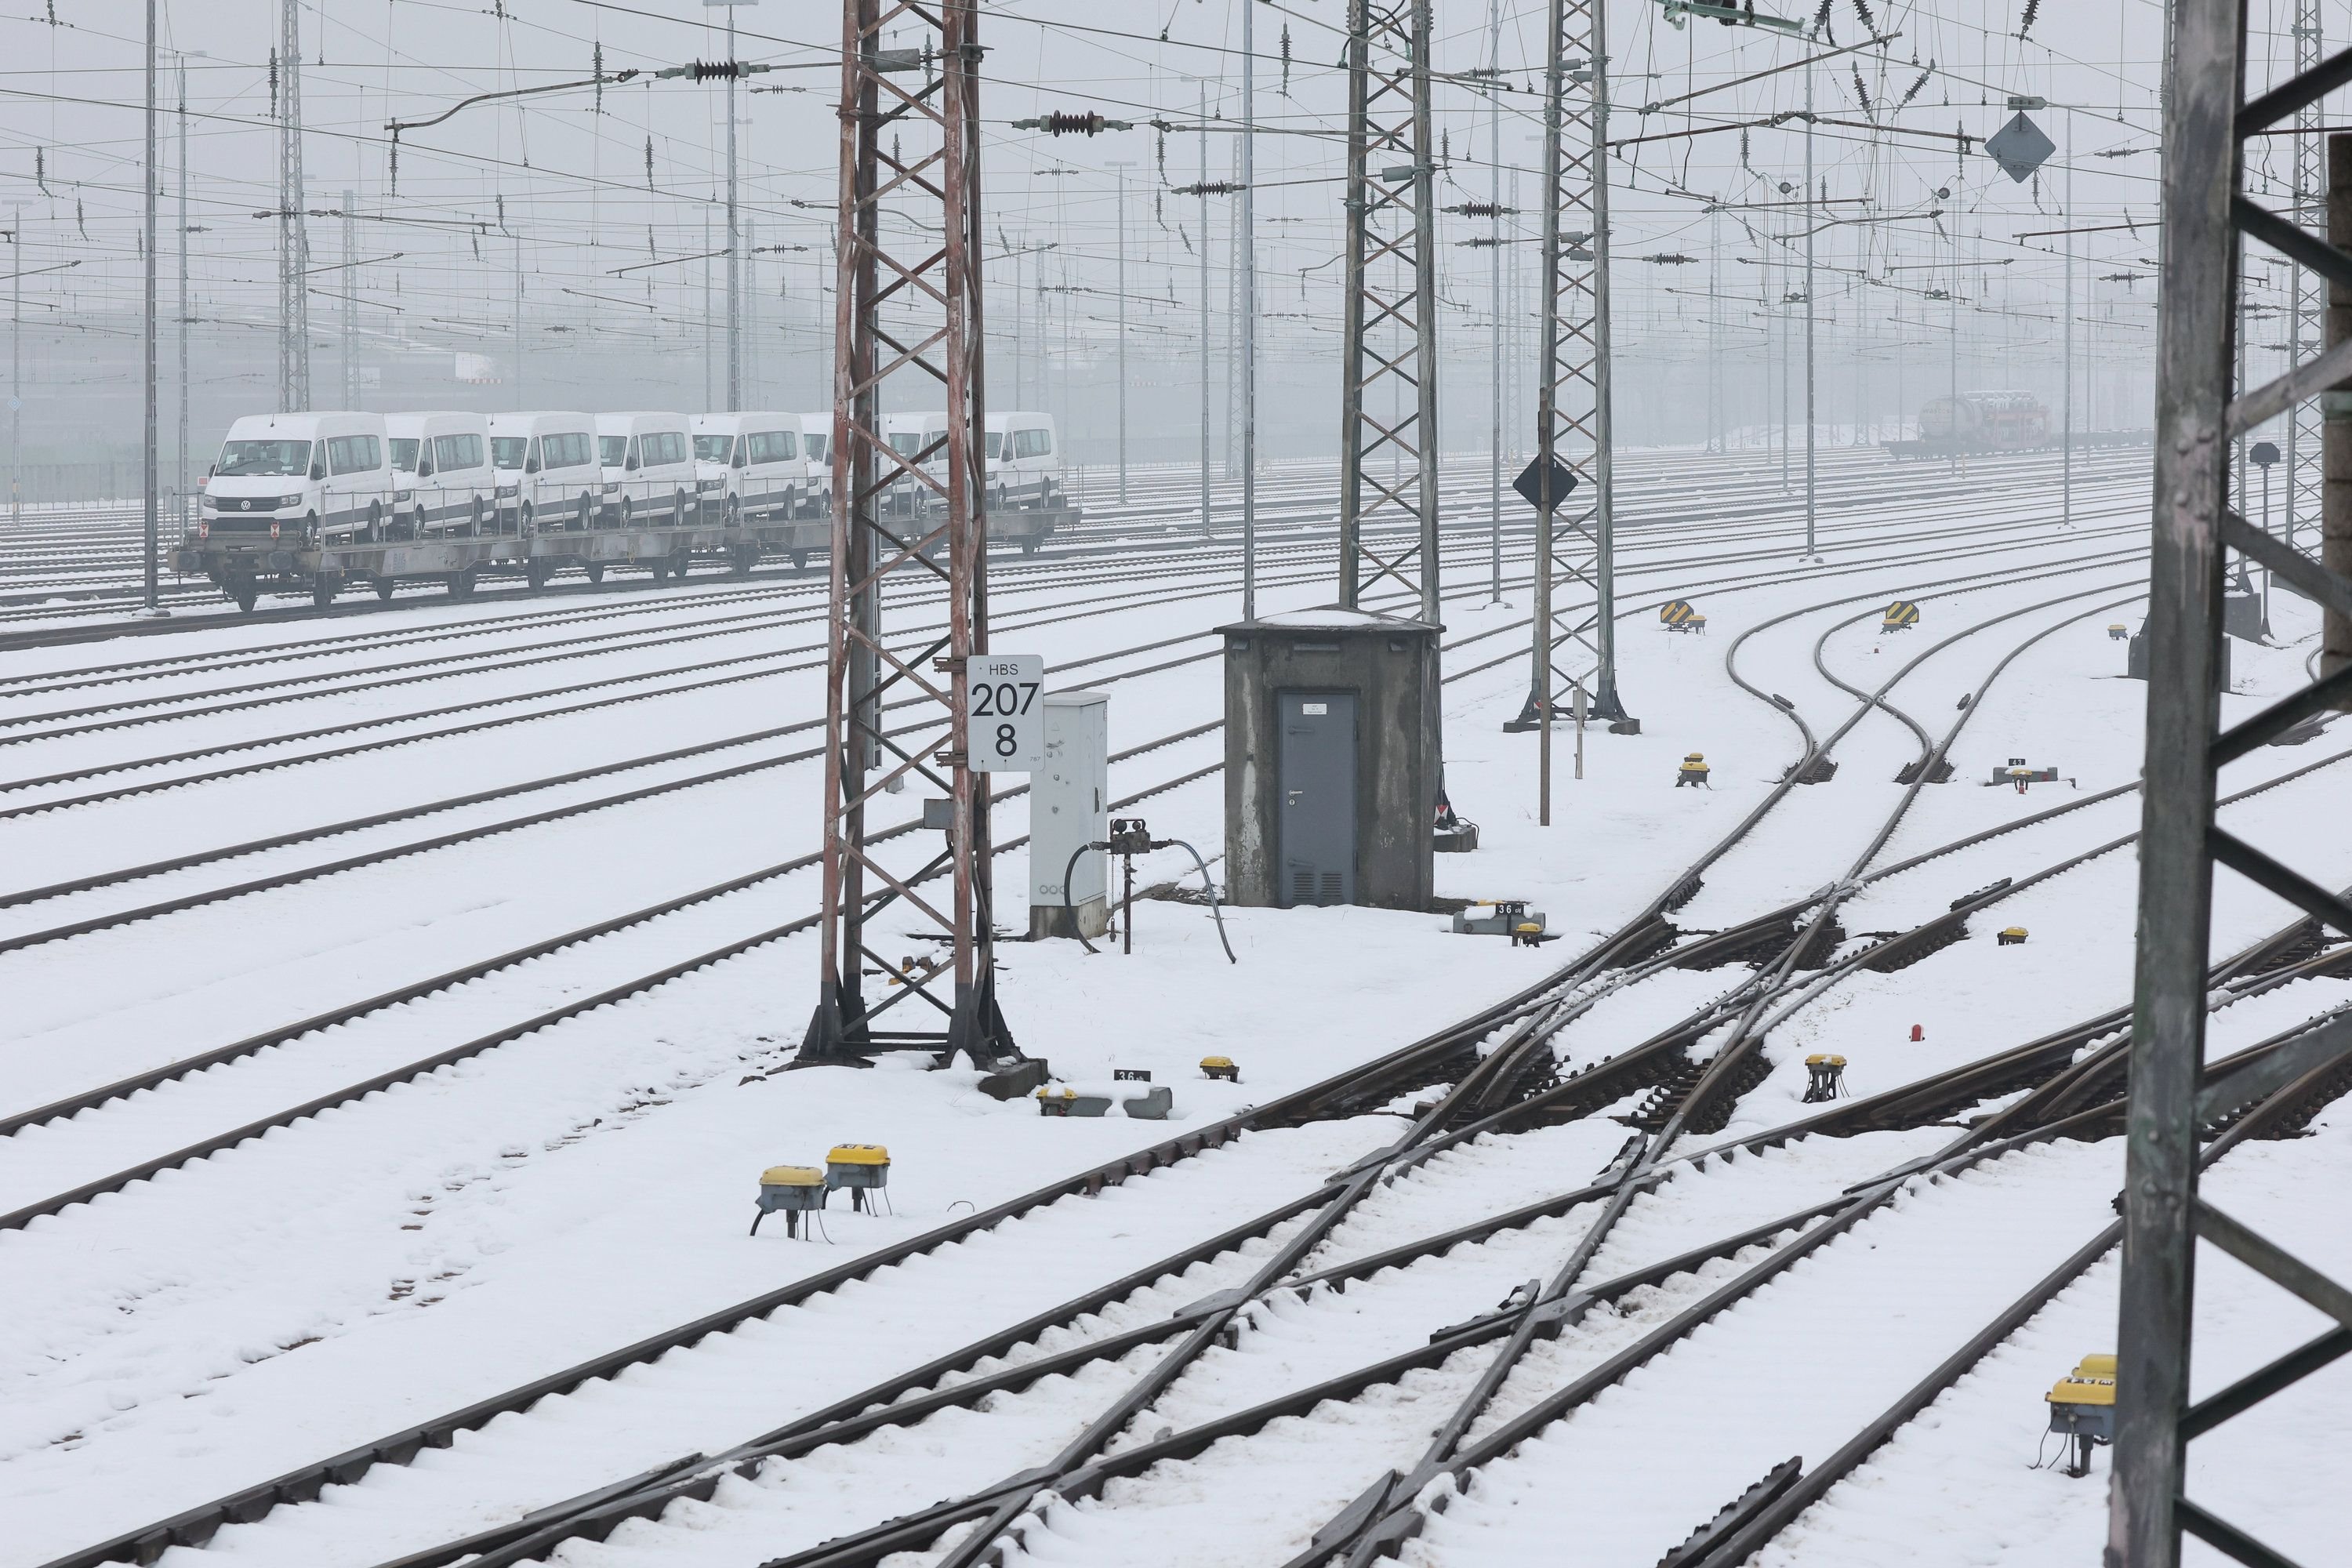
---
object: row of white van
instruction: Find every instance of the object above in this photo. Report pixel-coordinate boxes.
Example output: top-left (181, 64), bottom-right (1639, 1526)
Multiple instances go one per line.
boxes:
top-left (198, 408), bottom-right (1065, 546)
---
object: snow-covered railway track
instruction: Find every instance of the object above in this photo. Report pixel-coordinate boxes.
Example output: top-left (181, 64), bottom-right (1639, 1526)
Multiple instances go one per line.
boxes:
top-left (0, 725), bottom-right (1237, 1229)
top-left (0, 457), bottom-right (2149, 753)
top-left (18, 539), bottom-right (2209, 1568)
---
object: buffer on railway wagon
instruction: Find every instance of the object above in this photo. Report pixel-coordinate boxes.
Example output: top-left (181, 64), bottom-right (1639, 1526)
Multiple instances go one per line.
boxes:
top-left (1881, 600), bottom-right (1921, 633)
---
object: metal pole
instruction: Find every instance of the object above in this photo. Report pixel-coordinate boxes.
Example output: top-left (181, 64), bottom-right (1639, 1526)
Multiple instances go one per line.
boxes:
top-left (176, 56), bottom-right (188, 537)
top-left (512, 234), bottom-right (524, 408)
top-left (341, 191), bottom-right (355, 406)
top-left (1708, 205), bottom-right (1721, 454)
top-left (1488, 0), bottom-right (1502, 604)
top-left (1240, 0), bottom-right (1257, 622)
top-left (725, 3), bottom-right (741, 408)
top-left (2063, 110), bottom-right (2073, 528)
top-left (1112, 162), bottom-right (1129, 504)
top-left (704, 209), bottom-right (713, 411)
top-left (1802, 64), bottom-right (1816, 558)
top-left (2107, 15), bottom-right (2244, 1560)
top-left (10, 208), bottom-right (17, 527)
top-left (142, 0), bottom-right (158, 610)
top-left (1199, 84), bottom-right (1210, 539)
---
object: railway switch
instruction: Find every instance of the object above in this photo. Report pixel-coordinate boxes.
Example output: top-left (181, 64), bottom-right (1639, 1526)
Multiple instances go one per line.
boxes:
top-left (1200, 1056), bottom-right (1241, 1083)
top-left (2045, 1354), bottom-right (2117, 1476)
top-left (1998, 927), bottom-right (2029, 946)
top-left (1660, 599), bottom-right (1707, 633)
top-left (751, 1165), bottom-right (829, 1240)
top-left (1802, 1054), bottom-right (1846, 1102)
top-left (825, 1144), bottom-right (891, 1214)
top-left (1882, 601), bottom-right (1921, 633)
top-left (1453, 900), bottom-right (1548, 939)
top-left (1678, 753), bottom-right (1712, 788)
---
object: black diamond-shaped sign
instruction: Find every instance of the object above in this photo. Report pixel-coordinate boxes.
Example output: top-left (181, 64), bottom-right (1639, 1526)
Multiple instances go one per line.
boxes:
top-left (1513, 453), bottom-right (1579, 514)
top-left (1986, 111), bottom-right (2054, 184)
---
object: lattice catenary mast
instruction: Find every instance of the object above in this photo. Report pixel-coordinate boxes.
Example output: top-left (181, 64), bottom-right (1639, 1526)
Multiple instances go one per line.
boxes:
top-left (1508, 0), bottom-right (1629, 731)
top-left (275, 0), bottom-right (309, 411)
top-left (2111, 9), bottom-right (2352, 1562)
top-left (1337, 0), bottom-right (1441, 624)
top-left (799, 0), bottom-right (1020, 1073)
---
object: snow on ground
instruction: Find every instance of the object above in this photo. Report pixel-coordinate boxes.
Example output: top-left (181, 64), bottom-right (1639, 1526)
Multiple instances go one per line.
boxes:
top-left (4, 452), bottom-right (2344, 1568)
top-left (1756, 1106), bottom-right (2352, 1568)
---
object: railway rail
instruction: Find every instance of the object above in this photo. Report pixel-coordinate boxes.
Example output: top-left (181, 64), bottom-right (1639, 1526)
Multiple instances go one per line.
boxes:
top-left (31, 541), bottom-right (2334, 1568)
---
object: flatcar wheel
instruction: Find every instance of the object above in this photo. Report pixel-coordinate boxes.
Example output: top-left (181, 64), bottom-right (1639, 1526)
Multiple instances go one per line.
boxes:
top-left (310, 575), bottom-right (338, 608)
top-left (374, 576), bottom-right (396, 602)
top-left (729, 545), bottom-right (755, 578)
top-left (231, 582), bottom-right (259, 613)
top-left (585, 561), bottom-right (606, 585)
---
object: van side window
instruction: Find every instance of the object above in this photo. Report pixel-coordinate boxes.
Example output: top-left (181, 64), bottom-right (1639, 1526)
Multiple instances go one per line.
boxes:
top-left (434, 434), bottom-right (483, 472)
top-left (747, 431), bottom-right (794, 464)
top-left (327, 434), bottom-right (381, 474)
top-left (547, 433), bottom-right (589, 469)
top-left (657, 432), bottom-right (688, 465)
top-left (1014, 428), bottom-right (1052, 459)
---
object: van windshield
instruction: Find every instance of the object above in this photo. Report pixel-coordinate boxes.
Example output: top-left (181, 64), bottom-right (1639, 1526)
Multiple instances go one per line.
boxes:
top-left (216, 439), bottom-right (312, 477)
top-left (491, 437), bottom-right (530, 470)
top-left (388, 439), bottom-right (420, 473)
top-left (599, 435), bottom-right (629, 467)
top-left (694, 434), bottom-right (735, 463)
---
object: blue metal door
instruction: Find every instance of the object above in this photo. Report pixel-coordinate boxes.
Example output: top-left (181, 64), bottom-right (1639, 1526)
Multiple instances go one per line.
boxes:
top-left (1279, 691), bottom-right (1356, 906)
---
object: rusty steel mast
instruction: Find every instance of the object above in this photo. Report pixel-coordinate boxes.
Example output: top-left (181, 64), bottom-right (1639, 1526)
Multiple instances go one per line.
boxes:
top-left (800, 0), bottom-right (1019, 1074)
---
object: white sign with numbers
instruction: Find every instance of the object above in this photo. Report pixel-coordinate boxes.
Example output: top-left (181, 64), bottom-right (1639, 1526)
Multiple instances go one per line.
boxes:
top-left (967, 654), bottom-right (1045, 771)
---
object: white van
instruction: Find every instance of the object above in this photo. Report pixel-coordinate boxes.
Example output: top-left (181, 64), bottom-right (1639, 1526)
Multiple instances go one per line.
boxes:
top-left (798, 413), bottom-right (833, 517)
top-left (387, 411), bottom-right (495, 538)
top-left (985, 412), bottom-right (1062, 511)
top-left (692, 412), bottom-right (804, 524)
top-left (200, 412), bottom-right (395, 545)
top-left (487, 411), bottom-right (599, 535)
top-left (881, 411), bottom-right (951, 517)
top-left (596, 412), bottom-right (698, 527)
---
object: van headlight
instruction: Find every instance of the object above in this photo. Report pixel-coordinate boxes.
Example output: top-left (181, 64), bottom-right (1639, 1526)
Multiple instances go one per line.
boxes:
top-left (279, 494), bottom-right (306, 509)
top-left (200, 494), bottom-right (218, 510)
top-left (496, 483), bottom-right (519, 498)
top-left (698, 477), bottom-right (726, 492)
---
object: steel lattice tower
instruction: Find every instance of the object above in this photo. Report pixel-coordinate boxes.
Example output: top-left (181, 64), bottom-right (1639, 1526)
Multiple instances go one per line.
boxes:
top-left (2112, 5), bottom-right (2352, 1562)
top-left (1507, 0), bottom-right (1628, 730)
top-left (1337, 0), bottom-right (1441, 623)
top-left (275, 0), bottom-right (308, 412)
top-left (2285, 0), bottom-right (2324, 556)
top-left (799, 0), bottom-right (1019, 1073)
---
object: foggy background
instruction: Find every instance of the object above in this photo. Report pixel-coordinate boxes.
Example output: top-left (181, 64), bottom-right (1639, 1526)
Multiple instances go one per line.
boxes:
top-left (0, 0), bottom-right (2235, 500)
